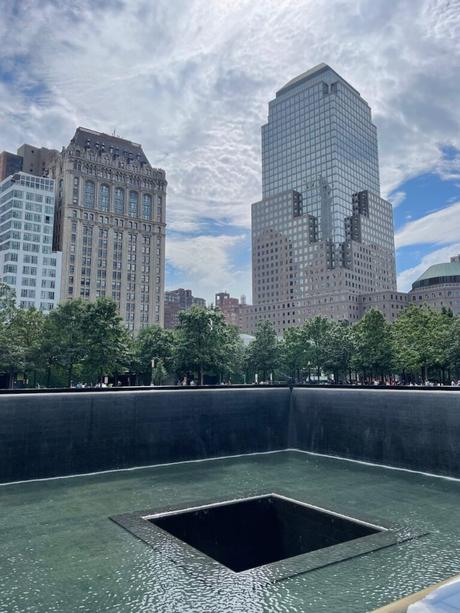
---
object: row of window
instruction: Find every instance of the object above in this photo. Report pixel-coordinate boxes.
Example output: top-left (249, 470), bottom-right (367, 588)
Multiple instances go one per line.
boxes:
top-left (78, 180), bottom-right (161, 220)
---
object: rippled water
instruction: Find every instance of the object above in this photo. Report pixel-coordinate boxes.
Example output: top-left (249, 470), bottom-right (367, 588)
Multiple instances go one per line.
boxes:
top-left (0, 451), bottom-right (459, 612)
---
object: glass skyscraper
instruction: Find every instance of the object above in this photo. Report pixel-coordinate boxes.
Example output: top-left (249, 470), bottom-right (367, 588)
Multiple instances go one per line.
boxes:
top-left (262, 63), bottom-right (380, 241)
top-left (251, 64), bottom-right (396, 334)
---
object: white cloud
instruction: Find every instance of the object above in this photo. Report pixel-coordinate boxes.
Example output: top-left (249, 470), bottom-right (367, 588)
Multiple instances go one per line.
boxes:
top-left (395, 201), bottom-right (460, 248)
top-left (1, 0), bottom-right (460, 298)
top-left (166, 234), bottom-right (250, 301)
top-left (389, 191), bottom-right (406, 208)
top-left (397, 242), bottom-right (460, 292)
top-left (2, 0), bottom-right (460, 220)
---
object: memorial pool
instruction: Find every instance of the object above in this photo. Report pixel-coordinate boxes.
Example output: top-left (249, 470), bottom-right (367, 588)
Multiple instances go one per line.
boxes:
top-left (1, 449), bottom-right (459, 612)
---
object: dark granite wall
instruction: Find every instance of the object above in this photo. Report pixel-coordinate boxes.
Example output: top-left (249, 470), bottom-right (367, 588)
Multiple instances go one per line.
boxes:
top-left (1, 387), bottom-right (459, 483)
top-left (289, 388), bottom-right (460, 478)
top-left (0, 388), bottom-right (290, 483)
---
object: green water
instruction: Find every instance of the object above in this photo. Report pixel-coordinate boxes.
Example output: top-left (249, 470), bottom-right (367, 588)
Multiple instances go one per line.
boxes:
top-left (0, 450), bottom-right (459, 613)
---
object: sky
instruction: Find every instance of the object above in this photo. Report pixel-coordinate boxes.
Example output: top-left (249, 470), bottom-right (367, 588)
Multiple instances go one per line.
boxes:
top-left (0, 0), bottom-right (459, 303)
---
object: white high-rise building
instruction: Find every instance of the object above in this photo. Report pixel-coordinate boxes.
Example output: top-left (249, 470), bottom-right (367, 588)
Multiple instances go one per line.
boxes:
top-left (251, 64), bottom-right (396, 334)
top-left (0, 172), bottom-right (62, 311)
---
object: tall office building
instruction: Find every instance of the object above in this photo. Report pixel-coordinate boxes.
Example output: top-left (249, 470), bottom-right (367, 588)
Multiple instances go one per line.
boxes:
top-left (251, 64), bottom-right (396, 334)
top-left (0, 172), bottom-right (62, 311)
top-left (48, 127), bottom-right (166, 331)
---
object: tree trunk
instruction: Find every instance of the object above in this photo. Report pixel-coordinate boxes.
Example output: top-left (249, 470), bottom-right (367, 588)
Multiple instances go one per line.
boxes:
top-left (67, 363), bottom-right (73, 388)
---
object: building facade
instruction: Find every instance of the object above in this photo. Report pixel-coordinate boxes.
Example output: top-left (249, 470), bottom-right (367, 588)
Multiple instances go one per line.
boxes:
top-left (164, 288), bottom-right (206, 329)
top-left (48, 127), bottom-right (166, 331)
top-left (251, 64), bottom-right (396, 334)
top-left (408, 257), bottom-right (460, 315)
top-left (17, 144), bottom-right (58, 178)
top-left (215, 292), bottom-right (251, 331)
top-left (359, 291), bottom-right (409, 321)
top-left (0, 151), bottom-right (23, 182)
top-left (0, 172), bottom-right (61, 311)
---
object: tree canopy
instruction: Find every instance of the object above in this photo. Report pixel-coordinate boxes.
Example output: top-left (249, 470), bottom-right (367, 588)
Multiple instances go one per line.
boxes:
top-left (1, 297), bottom-right (460, 388)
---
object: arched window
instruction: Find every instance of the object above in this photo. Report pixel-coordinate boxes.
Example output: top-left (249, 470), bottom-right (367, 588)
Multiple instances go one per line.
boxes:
top-left (142, 194), bottom-right (152, 220)
top-left (84, 181), bottom-right (95, 208)
top-left (99, 184), bottom-right (110, 211)
top-left (114, 188), bottom-right (124, 214)
top-left (129, 191), bottom-right (138, 217)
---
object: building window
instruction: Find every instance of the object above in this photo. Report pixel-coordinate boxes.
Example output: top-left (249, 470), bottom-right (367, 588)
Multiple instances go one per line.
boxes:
top-left (114, 188), bottom-right (124, 214)
top-left (129, 191), bottom-right (138, 217)
top-left (99, 184), bottom-right (110, 211)
top-left (143, 194), bottom-right (152, 220)
top-left (73, 177), bottom-right (79, 205)
top-left (84, 180), bottom-right (95, 209)
top-left (156, 194), bottom-right (162, 221)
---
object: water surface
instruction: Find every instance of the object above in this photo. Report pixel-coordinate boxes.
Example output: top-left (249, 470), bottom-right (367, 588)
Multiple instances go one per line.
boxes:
top-left (1, 450), bottom-right (459, 612)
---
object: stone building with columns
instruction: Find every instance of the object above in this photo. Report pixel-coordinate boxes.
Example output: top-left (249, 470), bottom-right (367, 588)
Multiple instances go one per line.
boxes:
top-left (48, 127), bottom-right (166, 331)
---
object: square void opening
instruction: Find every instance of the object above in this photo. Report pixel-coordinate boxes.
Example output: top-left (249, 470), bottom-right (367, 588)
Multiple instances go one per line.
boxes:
top-left (148, 494), bottom-right (381, 573)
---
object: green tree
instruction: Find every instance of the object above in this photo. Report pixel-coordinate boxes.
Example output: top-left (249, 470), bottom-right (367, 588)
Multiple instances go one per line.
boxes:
top-left (322, 321), bottom-right (354, 383)
top-left (134, 324), bottom-right (175, 384)
top-left (81, 298), bottom-right (131, 384)
top-left (0, 283), bottom-right (16, 323)
top-left (447, 316), bottom-right (460, 380)
top-left (246, 320), bottom-right (279, 382)
top-left (152, 358), bottom-right (168, 385)
top-left (352, 309), bottom-right (393, 382)
top-left (280, 326), bottom-right (309, 382)
top-left (42, 299), bottom-right (88, 387)
top-left (175, 306), bottom-right (238, 384)
top-left (392, 305), bottom-right (453, 383)
top-left (0, 291), bottom-right (46, 388)
top-left (302, 316), bottom-right (333, 381)
top-left (9, 308), bottom-right (46, 386)
top-left (216, 323), bottom-right (244, 383)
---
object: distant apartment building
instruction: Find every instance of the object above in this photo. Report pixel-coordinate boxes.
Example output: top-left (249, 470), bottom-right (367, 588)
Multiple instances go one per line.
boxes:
top-left (215, 292), bottom-right (251, 331)
top-left (17, 144), bottom-right (59, 178)
top-left (44, 127), bottom-right (166, 332)
top-left (251, 64), bottom-right (396, 334)
top-left (0, 172), bottom-right (61, 311)
top-left (0, 151), bottom-right (23, 181)
top-left (164, 288), bottom-right (206, 328)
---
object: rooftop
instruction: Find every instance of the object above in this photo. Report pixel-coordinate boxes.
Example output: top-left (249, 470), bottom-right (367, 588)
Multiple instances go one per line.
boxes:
top-left (276, 63), bottom-right (361, 98)
top-left (70, 127), bottom-right (150, 165)
top-left (412, 260), bottom-right (460, 289)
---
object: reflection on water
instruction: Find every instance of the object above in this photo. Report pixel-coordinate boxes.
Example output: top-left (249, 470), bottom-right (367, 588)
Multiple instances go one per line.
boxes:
top-left (0, 451), bottom-right (459, 612)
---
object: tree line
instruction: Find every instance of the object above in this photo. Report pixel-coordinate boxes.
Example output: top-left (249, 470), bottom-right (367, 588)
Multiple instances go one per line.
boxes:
top-left (1, 282), bottom-right (459, 388)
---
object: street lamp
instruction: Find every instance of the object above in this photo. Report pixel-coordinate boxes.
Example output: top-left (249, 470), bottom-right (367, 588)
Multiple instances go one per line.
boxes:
top-left (151, 357), bottom-right (157, 386)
